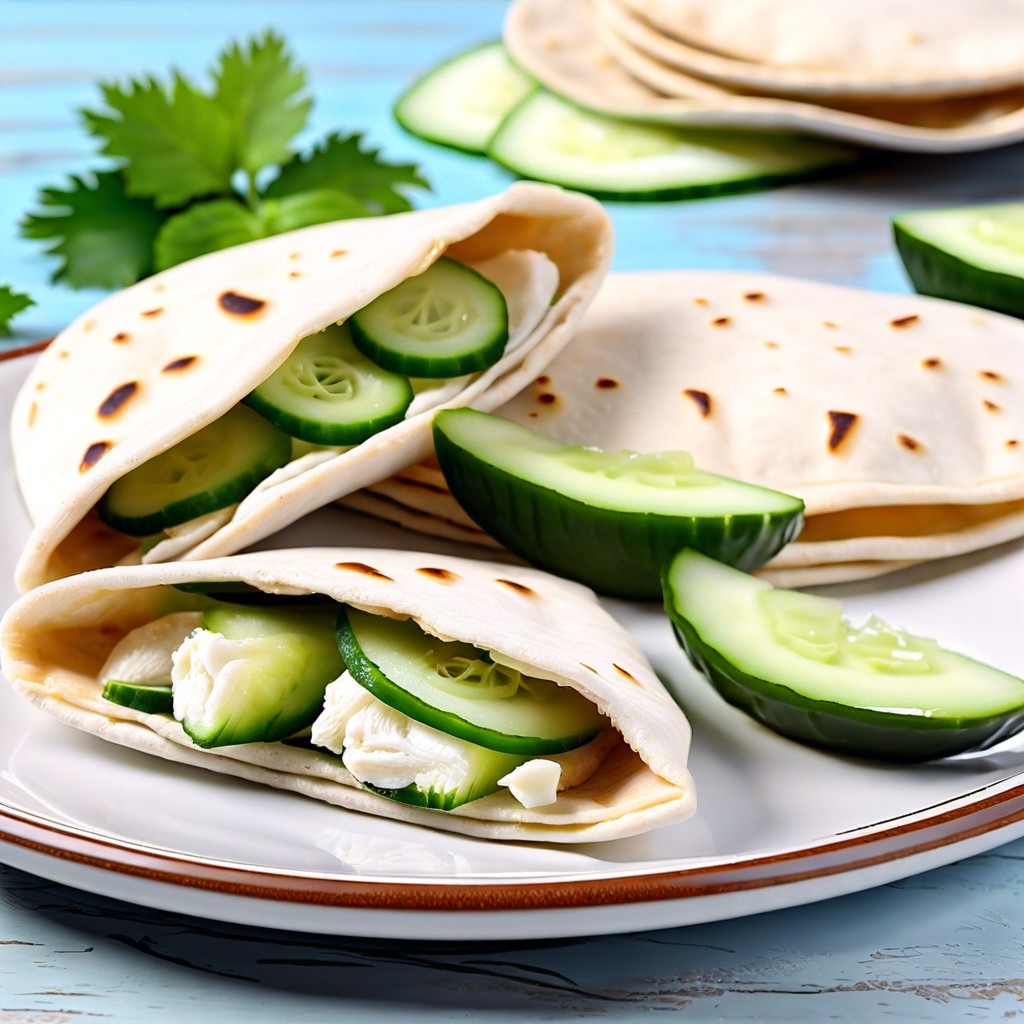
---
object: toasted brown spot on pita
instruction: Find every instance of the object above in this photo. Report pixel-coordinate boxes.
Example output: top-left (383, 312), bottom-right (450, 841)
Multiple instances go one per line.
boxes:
top-left (683, 389), bottom-right (712, 417)
top-left (288, 271), bottom-right (303, 278)
top-left (141, 307), bottom-right (164, 318)
top-left (153, 283), bottom-right (165, 293)
top-left (764, 340), bottom-right (779, 349)
top-left (83, 318), bottom-right (97, 332)
top-left (614, 663), bottom-right (642, 686)
top-left (334, 561), bottom-right (393, 581)
top-left (112, 331), bottom-right (130, 343)
top-left (711, 316), bottom-right (731, 327)
top-left (163, 355), bottom-right (198, 372)
top-left (922, 357), bottom-right (942, 369)
top-left (219, 291), bottom-right (266, 316)
top-left (416, 567), bottom-right (459, 582)
top-left (580, 662), bottom-right (599, 674)
top-left (27, 401), bottom-right (37, 427)
top-left (744, 291), bottom-right (765, 302)
top-left (395, 474), bottom-right (448, 495)
top-left (773, 387), bottom-right (786, 394)
top-left (535, 375), bottom-right (550, 385)
top-left (57, 350), bottom-right (70, 359)
top-left (596, 377), bottom-right (619, 389)
top-left (1008, 439), bottom-right (1020, 448)
top-left (538, 393), bottom-right (557, 405)
top-left (496, 578), bottom-right (537, 597)
top-left (98, 381), bottom-right (139, 418)
top-left (528, 411), bottom-right (539, 419)
top-left (693, 297), bottom-right (708, 306)
top-left (897, 434), bottom-right (922, 451)
top-left (984, 400), bottom-right (1001, 412)
top-left (330, 249), bottom-right (347, 258)
top-left (289, 252), bottom-right (300, 260)
top-left (891, 314), bottom-right (920, 328)
top-left (80, 441), bottom-right (111, 471)
top-left (980, 370), bottom-right (1004, 381)
top-left (834, 345), bottom-right (853, 353)
top-left (827, 411), bottom-right (859, 451)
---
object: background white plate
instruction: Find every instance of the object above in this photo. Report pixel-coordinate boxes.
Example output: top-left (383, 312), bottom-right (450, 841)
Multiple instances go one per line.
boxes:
top-left (1, 349), bottom-right (1023, 940)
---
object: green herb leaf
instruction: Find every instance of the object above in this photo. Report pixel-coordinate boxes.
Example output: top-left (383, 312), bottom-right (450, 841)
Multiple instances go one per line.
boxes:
top-left (213, 30), bottom-right (312, 176)
top-left (20, 172), bottom-right (164, 289)
top-left (0, 285), bottom-right (35, 337)
top-left (83, 74), bottom-right (235, 207)
top-left (265, 132), bottom-right (429, 213)
top-left (154, 189), bottom-right (372, 270)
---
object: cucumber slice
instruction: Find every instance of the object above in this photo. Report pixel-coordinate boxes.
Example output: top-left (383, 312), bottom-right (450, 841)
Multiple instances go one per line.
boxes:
top-left (893, 203), bottom-right (1024, 318)
top-left (487, 90), bottom-right (859, 201)
top-left (432, 408), bottom-right (804, 601)
top-left (244, 325), bottom-right (414, 445)
top-left (97, 405), bottom-right (291, 537)
top-left (173, 602), bottom-right (344, 748)
top-left (663, 549), bottom-right (1024, 762)
top-left (337, 608), bottom-right (603, 755)
top-left (395, 41), bottom-right (535, 154)
top-left (102, 681), bottom-right (174, 715)
top-left (349, 258), bottom-right (509, 378)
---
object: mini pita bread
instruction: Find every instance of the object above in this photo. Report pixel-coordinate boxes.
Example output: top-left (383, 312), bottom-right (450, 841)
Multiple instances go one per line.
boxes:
top-left (0, 548), bottom-right (696, 843)
top-left (615, 0), bottom-right (1024, 99)
top-left (347, 271), bottom-right (1024, 587)
top-left (505, 0), bottom-right (1024, 152)
top-left (13, 183), bottom-right (612, 592)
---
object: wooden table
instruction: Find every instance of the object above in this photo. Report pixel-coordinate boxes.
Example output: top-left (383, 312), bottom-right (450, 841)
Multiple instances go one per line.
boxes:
top-left (2, 1), bottom-right (1023, 1018)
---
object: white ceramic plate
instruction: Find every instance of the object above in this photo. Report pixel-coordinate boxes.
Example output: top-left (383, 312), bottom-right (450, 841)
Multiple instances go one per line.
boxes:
top-left (1, 349), bottom-right (1023, 940)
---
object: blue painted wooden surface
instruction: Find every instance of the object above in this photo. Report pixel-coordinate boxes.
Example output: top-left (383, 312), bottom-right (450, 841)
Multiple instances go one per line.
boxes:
top-left (2, 0), bottom-right (1024, 1018)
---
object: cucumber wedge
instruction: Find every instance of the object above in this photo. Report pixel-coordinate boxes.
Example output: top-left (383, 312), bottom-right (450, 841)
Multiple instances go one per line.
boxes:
top-left (487, 90), bottom-right (859, 201)
top-left (663, 549), bottom-right (1024, 762)
top-left (98, 405), bottom-right (291, 537)
top-left (245, 325), bottom-right (414, 445)
top-left (337, 607), bottom-right (603, 755)
top-left (395, 41), bottom-right (535, 154)
top-left (894, 203), bottom-right (1024, 318)
top-left (102, 680), bottom-right (174, 715)
top-left (432, 408), bottom-right (804, 600)
top-left (173, 602), bottom-right (344, 748)
top-left (350, 259), bottom-right (509, 378)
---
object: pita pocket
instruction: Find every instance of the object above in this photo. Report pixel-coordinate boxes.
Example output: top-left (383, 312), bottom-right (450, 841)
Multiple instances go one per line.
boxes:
top-left (350, 271), bottom-right (1024, 587)
top-left (13, 183), bottom-right (612, 591)
top-left (0, 548), bottom-right (696, 843)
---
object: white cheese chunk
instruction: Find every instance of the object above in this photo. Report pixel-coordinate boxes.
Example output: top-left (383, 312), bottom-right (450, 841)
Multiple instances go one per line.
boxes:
top-left (497, 759), bottom-right (562, 809)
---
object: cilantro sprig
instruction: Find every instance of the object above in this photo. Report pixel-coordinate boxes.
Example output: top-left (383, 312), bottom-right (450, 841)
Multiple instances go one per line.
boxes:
top-left (22, 31), bottom-right (429, 289)
top-left (0, 286), bottom-right (35, 337)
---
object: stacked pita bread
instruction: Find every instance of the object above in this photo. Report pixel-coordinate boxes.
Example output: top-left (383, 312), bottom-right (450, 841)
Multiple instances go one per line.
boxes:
top-left (344, 271), bottom-right (1024, 588)
top-left (505, 0), bottom-right (1024, 151)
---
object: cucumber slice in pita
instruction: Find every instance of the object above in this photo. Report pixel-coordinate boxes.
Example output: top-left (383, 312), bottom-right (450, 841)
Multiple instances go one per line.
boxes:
top-left (487, 90), bottom-right (859, 201)
top-left (97, 405), bottom-right (291, 537)
top-left (664, 549), bottom-right (1024, 762)
top-left (893, 203), bottom-right (1024, 318)
top-left (102, 681), bottom-right (174, 715)
top-left (432, 408), bottom-right (804, 600)
top-left (394, 41), bottom-right (535, 154)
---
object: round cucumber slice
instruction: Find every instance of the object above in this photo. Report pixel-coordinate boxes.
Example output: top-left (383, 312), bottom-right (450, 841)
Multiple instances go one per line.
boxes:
top-left (102, 681), bottom-right (174, 715)
top-left (893, 203), bottom-right (1024, 318)
top-left (394, 41), bottom-right (536, 154)
top-left (244, 325), bottom-right (414, 445)
top-left (337, 607), bottom-right (604, 755)
top-left (432, 408), bottom-right (804, 601)
top-left (97, 405), bottom-right (291, 537)
top-left (487, 90), bottom-right (859, 201)
top-left (349, 258), bottom-right (509, 378)
top-left (663, 548), bottom-right (1024, 762)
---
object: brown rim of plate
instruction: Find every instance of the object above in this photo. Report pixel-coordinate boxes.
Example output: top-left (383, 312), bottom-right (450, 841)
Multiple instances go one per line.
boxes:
top-left (2, 778), bottom-right (1023, 913)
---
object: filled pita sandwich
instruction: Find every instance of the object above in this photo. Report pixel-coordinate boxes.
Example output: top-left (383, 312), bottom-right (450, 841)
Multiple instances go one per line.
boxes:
top-left (13, 183), bottom-right (612, 592)
top-left (0, 548), bottom-right (696, 843)
top-left (504, 0), bottom-right (1024, 152)
top-left (346, 271), bottom-right (1024, 587)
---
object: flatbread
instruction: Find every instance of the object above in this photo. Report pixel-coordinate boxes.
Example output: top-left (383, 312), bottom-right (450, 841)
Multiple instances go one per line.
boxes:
top-left (13, 183), bottom-right (612, 591)
top-left (615, 0), bottom-right (1024, 98)
top-left (0, 548), bottom-right (696, 843)
top-left (504, 0), bottom-right (1024, 152)
top-left (349, 271), bottom-right (1024, 586)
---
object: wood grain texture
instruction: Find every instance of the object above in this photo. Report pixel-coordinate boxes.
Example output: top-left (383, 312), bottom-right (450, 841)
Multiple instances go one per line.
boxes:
top-left (2, 0), bottom-right (1024, 1018)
